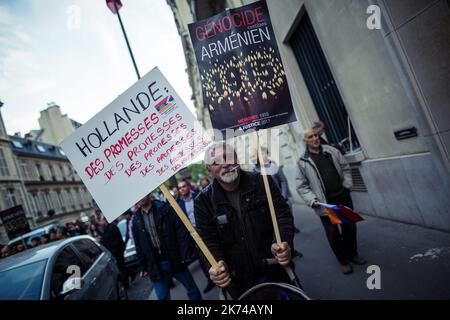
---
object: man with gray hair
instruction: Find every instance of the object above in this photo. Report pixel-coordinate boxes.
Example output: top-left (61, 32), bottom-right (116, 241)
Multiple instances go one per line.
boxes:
top-left (194, 142), bottom-right (296, 298)
top-left (297, 128), bottom-right (366, 275)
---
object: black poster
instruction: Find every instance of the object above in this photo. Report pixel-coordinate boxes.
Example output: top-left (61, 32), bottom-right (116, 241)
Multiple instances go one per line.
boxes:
top-left (188, 0), bottom-right (296, 136)
top-left (0, 205), bottom-right (30, 240)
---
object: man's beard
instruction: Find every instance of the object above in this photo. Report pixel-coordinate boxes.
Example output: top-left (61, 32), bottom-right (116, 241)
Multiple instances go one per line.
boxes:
top-left (219, 165), bottom-right (240, 183)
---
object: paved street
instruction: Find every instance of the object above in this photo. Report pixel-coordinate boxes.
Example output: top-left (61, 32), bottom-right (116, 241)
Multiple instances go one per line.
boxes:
top-left (127, 203), bottom-right (450, 300)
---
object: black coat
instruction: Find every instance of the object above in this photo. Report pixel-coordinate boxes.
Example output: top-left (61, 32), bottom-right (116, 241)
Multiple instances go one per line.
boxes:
top-left (194, 170), bottom-right (295, 297)
top-left (100, 221), bottom-right (125, 259)
top-left (131, 200), bottom-right (193, 281)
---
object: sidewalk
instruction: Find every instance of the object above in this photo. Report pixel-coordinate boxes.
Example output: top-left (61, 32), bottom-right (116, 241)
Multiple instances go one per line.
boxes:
top-left (149, 203), bottom-right (450, 300)
top-left (291, 203), bottom-right (450, 299)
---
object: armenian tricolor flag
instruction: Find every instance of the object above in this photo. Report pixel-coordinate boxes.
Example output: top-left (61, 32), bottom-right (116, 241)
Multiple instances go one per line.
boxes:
top-left (319, 203), bottom-right (364, 225)
top-left (154, 95), bottom-right (176, 114)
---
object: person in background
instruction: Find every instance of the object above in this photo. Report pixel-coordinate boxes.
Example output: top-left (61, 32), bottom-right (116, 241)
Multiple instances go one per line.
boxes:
top-left (171, 186), bottom-right (180, 200)
top-left (88, 222), bottom-right (101, 241)
top-left (199, 176), bottom-right (211, 191)
top-left (250, 147), bottom-right (303, 258)
top-left (75, 220), bottom-right (87, 235)
top-left (313, 120), bottom-right (345, 154)
top-left (40, 234), bottom-right (50, 245)
top-left (296, 128), bottom-right (366, 274)
top-left (0, 245), bottom-right (13, 258)
top-left (183, 176), bottom-right (200, 197)
top-left (132, 193), bottom-right (202, 300)
top-left (67, 222), bottom-right (80, 237)
top-left (48, 228), bottom-right (58, 242)
top-left (312, 121), bottom-right (329, 146)
top-left (178, 180), bottom-right (215, 294)
top-left (15, 243), bottom-right (26, 253)
top-left (122, 210), bottom-right (133, 245)
top-left (99, 214), bottom-right (128, 288)
top-left (31, 237), bottom-right (41, 247)
top-left (56, 226), bottom-right (70, 240)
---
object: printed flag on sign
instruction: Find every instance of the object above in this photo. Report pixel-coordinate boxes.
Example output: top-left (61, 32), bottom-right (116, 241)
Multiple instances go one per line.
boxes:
top-left (320, 203), bottom-right (364, 225)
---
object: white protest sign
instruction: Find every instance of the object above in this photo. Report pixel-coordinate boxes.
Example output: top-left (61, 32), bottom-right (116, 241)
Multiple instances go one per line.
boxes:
top-left (61, 67), bottom-right (210, 222)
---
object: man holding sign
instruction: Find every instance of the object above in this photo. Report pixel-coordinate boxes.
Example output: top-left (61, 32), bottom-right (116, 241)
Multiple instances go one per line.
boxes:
top-left (194, 142), bottom-right (295, 299)
top-left (61, 67), bottom-right (214, 299)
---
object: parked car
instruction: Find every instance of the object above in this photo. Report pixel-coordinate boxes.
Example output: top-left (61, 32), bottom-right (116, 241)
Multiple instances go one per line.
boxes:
top-left (0, 236), bottom-right (125, 300)
top-left (117, 219), bottom-right (138, 275)
top-left (8, 220), bottom-right (59, 248)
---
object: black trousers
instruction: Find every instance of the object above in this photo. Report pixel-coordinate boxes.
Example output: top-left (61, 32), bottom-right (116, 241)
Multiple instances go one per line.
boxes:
top-left (320, 189), bottom-right (358, 265)
top-left (114, 252), bottom-right (129, 288)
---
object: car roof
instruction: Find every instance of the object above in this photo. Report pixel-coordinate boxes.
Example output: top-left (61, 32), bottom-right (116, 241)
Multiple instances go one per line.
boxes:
top-left (7, 221), bottom-right (59, 245)
top-left (0, 236), bottom-right (97, 271)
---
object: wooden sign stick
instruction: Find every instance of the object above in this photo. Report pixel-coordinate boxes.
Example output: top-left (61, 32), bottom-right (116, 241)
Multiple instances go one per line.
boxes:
top-left (256, 131), bottom-right (282, 244)
top-left (255, 131), bottom-right (297, 283)
top-left (160, 184), bottom-right (218, 268)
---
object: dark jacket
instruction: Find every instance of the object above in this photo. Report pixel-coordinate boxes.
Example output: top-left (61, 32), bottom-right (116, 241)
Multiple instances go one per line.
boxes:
top-left (252, 160), bottom-right (291, 199)
top-left (131, 200), bottom-right (193, 281)
top-left (194, 170), bottom-right (294, 297)
top-left (100, 221), bottom-right (125, 259)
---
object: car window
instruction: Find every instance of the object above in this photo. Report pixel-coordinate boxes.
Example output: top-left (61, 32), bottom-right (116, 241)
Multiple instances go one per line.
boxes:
top-left (72, 239), bottom-right (102, 270)
top-left (0, 260), bottom-right (47, 300)
top-left (50, 246), bottom-right (84, 299)
top-left (8, 223), bottom-right (59, 247)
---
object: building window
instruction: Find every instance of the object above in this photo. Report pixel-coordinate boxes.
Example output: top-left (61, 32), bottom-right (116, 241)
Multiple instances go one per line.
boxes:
top-left (71, 189), bottom-right (79, 209)
top-left (36, 144), bottom-right (46, 153)
top-left (48, 164), bottom-right (56, 181)
top-left (70, 190), bottom-right (76, 210)
top-left (6, 188), bottom-right (21, 207)
top-left (57, 191), bottom-right (65, 212)
top-left (50, 191), bottom-right (60, 212)
top-left (63, 189), bottom-right (74, 210)
top-left (36, 163), bottom-right (45, 181)
top-left (75, 188), bottom-right (84, 208)
top-left (59, 165), bottom-right (66, 181)
top-left (0, 148), bottom-right (10, 177)
top-left (43, 191), bottom-right (53, 213)
top-left (82, 189), bottom-right (91, 207)
top-left (67, 166), bottom-right (75, 181)
top-left (12, 140), bottom-right (24, 148)
top-left (20, 162), bottom-right (36, 180)
top-left (20, 162), bottom-right (28, 179)
top-left (34, 192), bottom-right (45, 217)
top-left (28, 192), bottom-right (38, 216)
top-left (290, 13), bottom-right (360, 150)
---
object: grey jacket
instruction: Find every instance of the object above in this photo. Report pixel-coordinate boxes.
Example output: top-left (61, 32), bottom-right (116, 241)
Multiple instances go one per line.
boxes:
top-left (296, 145), bottom-right (352, 216)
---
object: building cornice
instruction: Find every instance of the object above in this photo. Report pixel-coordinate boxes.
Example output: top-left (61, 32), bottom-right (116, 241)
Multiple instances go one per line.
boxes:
top-left (13, 152), bottom-right (68, 162)
top-left (0, 178), bottom-right (22, 183)
top-left (24, 180), bottom-right (85, 187)
top-left (35, 207), bottom-right (95, 224)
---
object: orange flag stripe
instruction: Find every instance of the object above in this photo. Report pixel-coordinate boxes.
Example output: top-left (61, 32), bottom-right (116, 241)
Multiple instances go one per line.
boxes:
top-left (326, 208), bottom-right (342, 225)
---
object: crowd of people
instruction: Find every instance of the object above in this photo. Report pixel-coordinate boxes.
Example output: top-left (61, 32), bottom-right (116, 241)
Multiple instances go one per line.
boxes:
top-left (0, 214), bottom-right (125, 259)
top-left (130, 119), bottom-right (366, 300)
top-left (1, 120), bottom-right (367, 300)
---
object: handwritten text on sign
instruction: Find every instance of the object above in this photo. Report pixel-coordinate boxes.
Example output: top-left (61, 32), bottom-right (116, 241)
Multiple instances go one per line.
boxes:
top-left (61, 68), bottom-right (210, 222)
